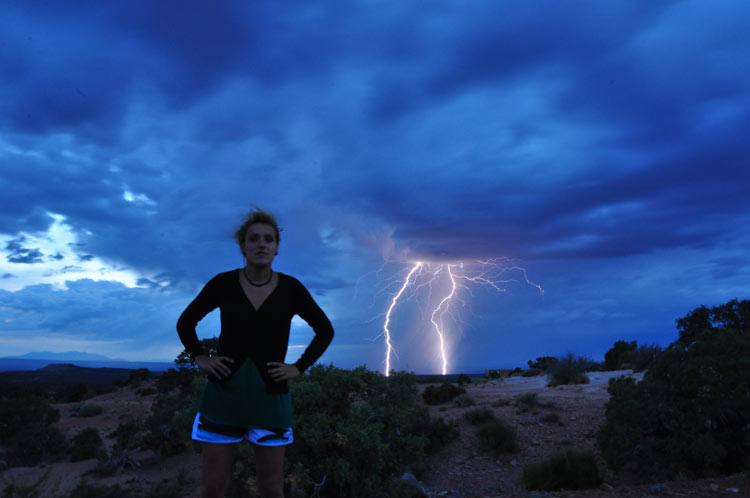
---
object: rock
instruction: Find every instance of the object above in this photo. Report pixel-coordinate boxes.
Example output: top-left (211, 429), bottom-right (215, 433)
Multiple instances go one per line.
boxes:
top-left (725, 488), bottom-right (740, 494)
top-left (648, 483), bottom-right (668, 494)
top-left (527, 492), bottom-right (553, 498)
top-left (400, 471), bottom-right (429, 497)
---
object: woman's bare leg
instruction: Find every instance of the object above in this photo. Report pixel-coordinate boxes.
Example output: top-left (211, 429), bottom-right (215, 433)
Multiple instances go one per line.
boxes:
top-left (254, 444), bottom-right (286, 498)
top-left (202, 442), bottom-right (237, 498)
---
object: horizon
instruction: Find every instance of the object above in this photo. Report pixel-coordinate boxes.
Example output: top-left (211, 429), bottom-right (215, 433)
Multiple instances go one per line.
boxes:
top-left (1, 2), bottom-right (749, 374)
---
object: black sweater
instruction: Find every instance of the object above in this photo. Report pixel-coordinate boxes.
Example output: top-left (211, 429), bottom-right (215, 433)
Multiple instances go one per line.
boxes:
top-left (176, 270), bottom-right (334, 393)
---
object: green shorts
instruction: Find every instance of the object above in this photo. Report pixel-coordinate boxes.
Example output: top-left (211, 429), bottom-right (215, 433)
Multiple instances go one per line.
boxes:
top-left (198, 358), bottom-right (293, 430)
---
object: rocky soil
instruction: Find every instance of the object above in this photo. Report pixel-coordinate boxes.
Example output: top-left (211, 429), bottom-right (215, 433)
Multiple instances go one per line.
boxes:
top-left (419, 371), bottom-right (748, 498)
top-left (1, 371), bottom-right (747, 497)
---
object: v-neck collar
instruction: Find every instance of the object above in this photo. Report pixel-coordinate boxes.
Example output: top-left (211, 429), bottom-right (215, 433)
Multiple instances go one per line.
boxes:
top-left (238, 269), bottom-right (282, 312)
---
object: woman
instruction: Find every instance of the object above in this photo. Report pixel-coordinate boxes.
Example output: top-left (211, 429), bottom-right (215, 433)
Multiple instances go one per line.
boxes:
top-left (176, 209), bottom-right (334, 498)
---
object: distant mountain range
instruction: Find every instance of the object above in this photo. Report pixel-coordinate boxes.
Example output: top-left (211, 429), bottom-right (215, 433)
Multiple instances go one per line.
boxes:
top-left (0, 351), bottom-right (129, 362)
top-left (0, 352), bottom-right (175, 373)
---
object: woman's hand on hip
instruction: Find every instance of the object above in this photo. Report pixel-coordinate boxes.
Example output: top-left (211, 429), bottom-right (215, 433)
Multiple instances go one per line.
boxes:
top-left (194, 354), bottom-right (234, 379)
top-left (267, 362), bottom-right (300, 381)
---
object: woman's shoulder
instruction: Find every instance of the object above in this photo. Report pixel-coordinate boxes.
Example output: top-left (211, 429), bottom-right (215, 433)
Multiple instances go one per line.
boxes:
top-left (205, 269), bottom-right (240, 287)
top-left (276, 271), bottom-right (305, 290)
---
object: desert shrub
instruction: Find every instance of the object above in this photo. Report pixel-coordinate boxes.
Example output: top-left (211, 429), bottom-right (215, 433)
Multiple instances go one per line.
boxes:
top-left (0, 392), bottom-right (64, 467)
top-left (527, 356), bottom-right (559, 371)
top-left (629, 343), bottom-right (663, 372)
top-left (155, 368), bottom-right (196, 394)
top-left (145, 478), bottom-right (183, 498)
top-left (491, 397), bottom-right (512, 407)
top-left (1, 482), bottom-right (42, 498)
top-left (68, 481), bottom-right (131, 498)
top-left (464, 407), bottom-right (495, 425)
top-left (61, 383), bottom-right (89, 403)
top-left (542, 413), bottom-right (561, 424)
top-left (514, 392), bottom-right (540, 413)
top-left (72, 404), bottom-right (103, 417)
top-left (422, 382), bottom-right (465, 405)
top-left (268, 366), bottom-right (441, 498)
top-left (508, 367), bottom-right (525, 377)
top-left (69, 428), bottom-right (105, 462)
top-left (128, 368), bottom-right (151, 384)
top-left (477, 419), bottom-right (520, 454)
top-left (109, 419), bottom-right (143, 451)
top-left (425, 416), bottom-right (459, 453)
top-left (141, 389), bottom-right (197, 456)
top-left (597, 299), bottom-right (750, 479)
top-left (453, 394), bottom-right (475, 407)
top-left (456, 374), bottom-right (472, 385)
top-left (604, 340), bottom-right (638, 371)
top-left (7, 424), bottom-right (66, 467)
top-left (522, 450), bottom-right (602, 491)
top-left (0, 395), bottom-right (59, 443)
top-left (547, 353), bottom-right (591, 386)
top-left (90, 439), bottom-right (143, 477)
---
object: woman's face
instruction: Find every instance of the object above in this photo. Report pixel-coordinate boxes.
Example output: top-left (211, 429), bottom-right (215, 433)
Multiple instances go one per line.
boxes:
top-left (243, 223), bottom-right (278, 268)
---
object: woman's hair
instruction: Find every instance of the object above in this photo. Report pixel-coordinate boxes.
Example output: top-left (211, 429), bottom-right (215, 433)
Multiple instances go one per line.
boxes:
top-left (234, 209), bottom-right (282, 256)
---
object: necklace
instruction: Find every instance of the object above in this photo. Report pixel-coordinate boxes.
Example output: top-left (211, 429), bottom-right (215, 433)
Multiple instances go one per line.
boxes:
top-left (243, 267), bottom-right (274, 287)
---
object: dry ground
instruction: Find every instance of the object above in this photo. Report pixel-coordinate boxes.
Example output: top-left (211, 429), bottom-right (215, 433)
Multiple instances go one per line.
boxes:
top-left (419, 371), bottom-right (748, 498)
top-left (1, 371), bottom-right (747, 497)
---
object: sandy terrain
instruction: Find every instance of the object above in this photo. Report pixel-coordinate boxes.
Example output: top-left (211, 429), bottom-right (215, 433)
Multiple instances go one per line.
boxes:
top-left (1, 371), bottom-right (747, 497)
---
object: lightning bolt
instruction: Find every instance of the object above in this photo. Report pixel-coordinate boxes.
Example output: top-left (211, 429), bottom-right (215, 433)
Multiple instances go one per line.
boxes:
top-left (382, 262), bottom-right (423, 376)
top-left (380, 258), bottom-right (542, 376)
top-left (430, 264), bottom-right (457, 375)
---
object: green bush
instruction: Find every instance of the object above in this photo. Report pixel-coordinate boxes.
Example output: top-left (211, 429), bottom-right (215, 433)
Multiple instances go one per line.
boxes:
top-left (142, 375), bottom-right (203, 456)
top-left (72, 404), bottom-right (103, 417)
top-left (109, 419), bottom-right (143, 451)
top-left (604, 340), bottom-right (637, 371)
top-left (1, 482), bottom-right (42, 498)
top-left (477, 420), bottom-right (520, 454)
top-left (61, 383), bottom-right (89, 403)
top-left (128, 368), bottom-right (152, 384)
top-left (522, 450), bottom-right (602, 491)
top-left (425, 417), bottom-right (459, 452)
top-left (277, 366), bottom-right (442, 498)
top-left (453, 394), bottom-right (475, 407)
top-left (514, 392), bottom-right (540, 413)
top-left (598, 299), bottom-right (750, 479)
top-left (145, 478), bottom-right (183, 498)
top-left (456, 374), bottom-right (472, 385)
top-left (464, 407), bottom-right (495, 425)
top-left (0, 395), bottom-right (59, 443)
top-left (629, 343), bottom-right (663, 372)
top-left (69, 428), bottom-right (105, 462)
top-left (547, 353), bottom-right (591, 386)
top-left (7, 424), bottom-right (66, 467)
top-left (542, 413), bottom-right (561, 425)
top-left (0, 392), bottom-right (64, 467)
top-left (155, 368), bottom-right (196, 394)
top-left (422, 382), bottom-right (465, 405)
top-left (68, 481), bottom-right (131, 498)
top-left (527, 356), bottom-right (559, 371)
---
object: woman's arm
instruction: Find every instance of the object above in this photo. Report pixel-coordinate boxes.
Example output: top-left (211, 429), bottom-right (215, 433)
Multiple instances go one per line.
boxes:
top-left (291, 279), bottom-right (335, 374)
top-left (176, 275), bottom-right (221, 359)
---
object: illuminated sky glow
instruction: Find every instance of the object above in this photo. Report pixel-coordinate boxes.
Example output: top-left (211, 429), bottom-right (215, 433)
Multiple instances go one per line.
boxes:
top-left (1, 2), bottom-right (749, 371)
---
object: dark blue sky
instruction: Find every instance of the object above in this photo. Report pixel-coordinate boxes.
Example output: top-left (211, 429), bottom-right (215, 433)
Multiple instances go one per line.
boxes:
top-left (1, 1), bottom-right (748, 373)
